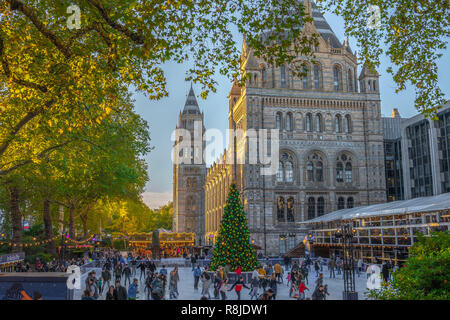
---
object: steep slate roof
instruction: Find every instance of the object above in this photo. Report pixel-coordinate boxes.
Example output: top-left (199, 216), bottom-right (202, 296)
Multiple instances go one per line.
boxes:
top-left (311, 2), bottom-right (343, 49)
top-left (182, 84), bottom-right (200, 115)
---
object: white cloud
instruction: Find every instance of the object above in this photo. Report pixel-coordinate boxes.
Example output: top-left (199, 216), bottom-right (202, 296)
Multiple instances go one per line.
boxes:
top-left (141, 191), bottom-right (172, 209)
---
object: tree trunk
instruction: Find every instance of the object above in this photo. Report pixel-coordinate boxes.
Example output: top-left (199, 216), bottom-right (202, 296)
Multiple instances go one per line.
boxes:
top-left (69, 205), bottom-right (75, 239)
top-left (43, 199), bottom-right (56, 256)
top-left (80, 212), bottom-right (89, 239)
top-left (10, 186), bottom-right (22, 252)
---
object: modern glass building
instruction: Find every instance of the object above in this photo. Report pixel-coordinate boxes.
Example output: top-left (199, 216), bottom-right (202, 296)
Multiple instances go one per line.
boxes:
top-left (382, 101), bottom-right (450, 201)
top-left (304, 193), bottom-right (450, 264)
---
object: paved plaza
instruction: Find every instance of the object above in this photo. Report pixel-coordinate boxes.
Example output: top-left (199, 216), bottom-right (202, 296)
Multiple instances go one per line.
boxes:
top-left (80, 266), bottom-right (371, 300)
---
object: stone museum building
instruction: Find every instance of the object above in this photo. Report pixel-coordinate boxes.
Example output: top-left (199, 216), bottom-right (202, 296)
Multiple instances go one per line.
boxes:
top-left (173, 0), bottom-right (387, 255)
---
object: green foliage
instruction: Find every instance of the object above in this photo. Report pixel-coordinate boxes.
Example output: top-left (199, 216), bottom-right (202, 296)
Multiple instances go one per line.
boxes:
top-left (320, 0), bottom-right (449, 116)
top-left (210, 184), bottom-right (258, 272)
top-left (369, 231), bottom-right (450, 300)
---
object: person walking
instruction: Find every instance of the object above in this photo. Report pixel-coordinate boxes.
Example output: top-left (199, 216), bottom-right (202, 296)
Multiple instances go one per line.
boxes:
top-left (193, 265), bottom-right (202, 290)
top-left (229, 276), bottom-right (250, 300)
top-left (128, 278), bottom-right (139, 300)
top-left (114, 280), bottom-right (128, 300)
top-left (382, 262), bottom-right (390, 283)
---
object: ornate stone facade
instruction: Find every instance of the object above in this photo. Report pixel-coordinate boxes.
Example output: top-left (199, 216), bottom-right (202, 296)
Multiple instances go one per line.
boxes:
top-left (174, 0), bottom-right (387, 255)
top-left (172, 85), bottom-right (206, 245)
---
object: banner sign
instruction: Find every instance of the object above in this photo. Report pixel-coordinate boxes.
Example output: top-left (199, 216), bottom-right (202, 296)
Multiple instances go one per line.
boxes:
top-left (0, 252), bottom-right (25, 265)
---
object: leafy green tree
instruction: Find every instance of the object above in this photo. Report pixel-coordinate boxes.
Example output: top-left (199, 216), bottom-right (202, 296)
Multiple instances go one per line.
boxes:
top-left (210, 183), bottom-right (258, 271)
top-left (320, 0), bottom-right (449, 116)
top-left (369, 231), bottom-right (450, 300)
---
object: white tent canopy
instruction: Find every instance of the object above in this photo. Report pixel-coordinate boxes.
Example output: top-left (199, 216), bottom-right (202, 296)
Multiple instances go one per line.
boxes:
top-left (302, 193), bottom-right (450, 224)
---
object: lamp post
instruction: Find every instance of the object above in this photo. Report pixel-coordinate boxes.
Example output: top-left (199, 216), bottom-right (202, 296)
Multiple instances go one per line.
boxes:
top-left (334, 223), bottom-right (358, 300)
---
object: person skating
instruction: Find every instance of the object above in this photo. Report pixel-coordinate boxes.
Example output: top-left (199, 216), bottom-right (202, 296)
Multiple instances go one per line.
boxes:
top-left (314, 260), bottom-right (320, 277)
top-left (105, 285), bottom-right (117, 300)
top-left (151, 275), bottom-right (164, 300)
top-left (268, 274), bottom-right (277, 300)
top-left (131, 258), bottom-right (137, 276)
top-left (274, 262), bottom-right (283, 283)
top-left (323, 284), bottom-right (330, 300)
top-left (128, 278), bottom-right (139, 300)
top-left (249, 276), bottom-right (260, 300)
top-left (138, 260), bottom-right (146, 280)
top-left (311, 285), bottom-right (325, 300)
top-left (169, 267), bottom-right (180, 299)
top-left (219, 278), bottom-right (229, 300)
top-left (200, 271), bottom-right (212, 299)
top-left (298, 280), bottom-right (309, 300)
top-left (193, 265), bottom-right (202, 290)
top-left (144, 272), bottom-right (154, 300)
top-left (328, 258), bottom-right (336, 279)
top-left (229, 276), bottom-right (250, 300)
top-left (102, 268), bottom-right (111, 292)
top-left (115, 280), bottom-right (128, 300)
top-left (114, 264), bottom-right (122, 283)
top-left (315, 273), bottom-right (324, 289)
top-left (122, 264), bottom-right (132, 286)
top-left (257, 288), bottom-right (274, 300)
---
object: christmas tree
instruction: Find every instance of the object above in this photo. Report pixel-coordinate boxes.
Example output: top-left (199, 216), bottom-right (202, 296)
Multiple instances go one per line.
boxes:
top-left (210, 183), bottom-right (258, 271)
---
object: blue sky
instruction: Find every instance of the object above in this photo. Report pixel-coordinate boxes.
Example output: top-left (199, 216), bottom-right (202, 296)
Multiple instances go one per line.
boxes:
top-left (135, 12), bottom-right (450, 209)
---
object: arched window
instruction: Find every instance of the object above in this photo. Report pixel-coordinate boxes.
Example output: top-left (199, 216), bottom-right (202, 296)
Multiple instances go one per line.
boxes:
top-left (345, 115), bottom-right (352, 133)
top-left (316, 161), bottom-right (323, 182)
top-left (280, 65), bottom-right (286, 88)
top-left (278, 152), bottom-right (295, 184)
top-left (347, 197), bottom-right (354, 208)
top-left (337, 153), bottom-right (353, 183)
top-left (306, 113), bottom-right (313, 132)
top-left (336, 162), bottom-right (343, 182)
top-left (307, 161), bottom-right (314, 182)
top-left (307, 197), bottom-right (316, 219)
top-left (348, 69), bottom-right (353, 92)
top-left (285, 161), bottom-right (293, 182)
top-left (262, 68), bottom-right (267, 82)
top-left (373, 80), bottom-right (377, 91)
top-left (276, 161), bottom-right (284, 182)
top-left (337, 197), bottom-right (345, 210)
top-left (314, 65), bottom-right (320, 89)
top-left (277, 197), bottom-right (285, 222)
top-left (302, 67), bottom-right (309, 89)
top-left (286, 113), bottom-right (293, 131)
top-left (335, 115), bottom-right (342, 133)
top-left (333, 66), bottom-right (341, 91)
top-left (276, 112), bottom-right (282, 130)
top-left (287, 197), bottom-right (295, 222)
top-left (317, 197), bottom-right (325, 216)
top-left (316, 114), bottom-right (323, 132)
top-left (306, 152), bottom-right (325, 183)
top-left (345, 162), bottom-right (352, 183)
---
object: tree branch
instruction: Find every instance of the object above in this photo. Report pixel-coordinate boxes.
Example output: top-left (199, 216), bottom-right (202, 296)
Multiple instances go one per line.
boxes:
top-left (0, 140), bottom-right (72, 176)
top-left (86, 0), bottom-right (145, 44)
top-left (7, 0), bottom-right (72, 59)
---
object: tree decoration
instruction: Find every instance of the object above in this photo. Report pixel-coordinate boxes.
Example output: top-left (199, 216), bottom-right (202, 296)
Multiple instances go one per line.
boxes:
top-left (210, 183), bottom-right (258, 271)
